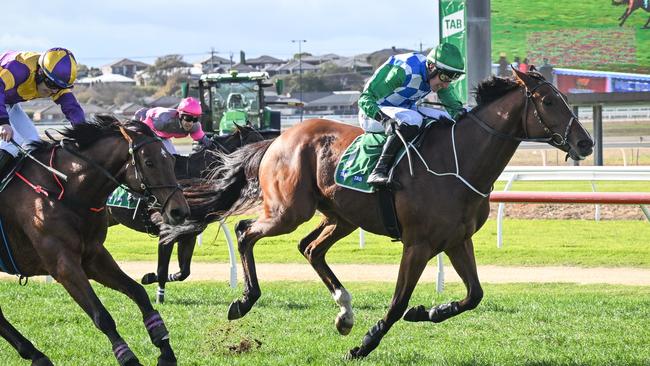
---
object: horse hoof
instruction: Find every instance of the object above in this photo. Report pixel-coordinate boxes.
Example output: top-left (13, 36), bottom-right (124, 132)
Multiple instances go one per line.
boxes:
top-left (124, 359), bottom-right (143, 366)
top-left (31, 356), bottom-right (54, 366)
top-left (403, 305), bottom-right (427, 322)
top-left (345, 347), bottom-right (365, 360)
top-left (156, 293), bottom-right (165, 304)
top-left (227, 300), bottom-right (244, 320)
top-left (141, 273), bottom-right (157, 285)
top-left (335, 314), bottom-right (354, 335)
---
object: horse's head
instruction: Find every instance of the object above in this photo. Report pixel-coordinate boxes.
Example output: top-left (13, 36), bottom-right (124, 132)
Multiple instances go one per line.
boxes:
top-left (211, 123), bottom-right (266, 153)
top-left (512, 67), bottom-right (594, 160)
top-left (119, 120), bottom-right (190, 225)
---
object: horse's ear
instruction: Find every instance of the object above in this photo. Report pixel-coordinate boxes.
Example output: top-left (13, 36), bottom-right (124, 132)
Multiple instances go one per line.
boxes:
top-left (512, 66), bottom-right (533, 86)
top-left (528, 65), bottom-right (537, 72)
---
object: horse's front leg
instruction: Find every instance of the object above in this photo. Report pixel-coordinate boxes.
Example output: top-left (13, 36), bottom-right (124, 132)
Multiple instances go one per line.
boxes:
top-left (44, 250), bottom-right (143, 366)
top-left (141, 241), bottom-right (175, 304)
top-left (347, 243), bottom-right (432, 359)
top-left (620, 9), bottom-right (631, 25)
top-left (85, 247), bottom-right (177, 366)
top-left (298, 216), bottom-right (356, 335)
top-left (403, 238), bottom-right (483, 324)
top-left (0, 306), bottom-right (53, 365)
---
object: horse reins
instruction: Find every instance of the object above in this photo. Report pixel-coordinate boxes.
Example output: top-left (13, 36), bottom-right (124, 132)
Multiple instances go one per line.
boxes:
top-left (467, 81), bottom-right (581, 146)
top-left (58, 127), bottom-right (181, 212)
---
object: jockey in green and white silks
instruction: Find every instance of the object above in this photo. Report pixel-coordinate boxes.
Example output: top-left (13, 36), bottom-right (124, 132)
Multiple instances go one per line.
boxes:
top-left (358, 42), bottom-right (465, 187)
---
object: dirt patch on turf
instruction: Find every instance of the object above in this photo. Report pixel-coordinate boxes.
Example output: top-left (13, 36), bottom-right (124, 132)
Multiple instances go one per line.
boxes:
top-left (488, 202), bottom-right (647, 220)
top-left (208, 322), bottom-right (263, 355)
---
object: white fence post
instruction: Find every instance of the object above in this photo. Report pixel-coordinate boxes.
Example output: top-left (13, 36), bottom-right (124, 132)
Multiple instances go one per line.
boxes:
top-left (436, 254), bottom-right (444, 293)
top-left (219, 220), bottom-right (237, 288)
top-left (497, 174), bottom-right (517, 248)
top-left (359, 229), bottom-right (365, 249)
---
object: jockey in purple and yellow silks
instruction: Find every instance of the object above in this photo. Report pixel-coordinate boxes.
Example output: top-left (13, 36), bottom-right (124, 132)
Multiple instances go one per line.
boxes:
top-left (0, 47), bottom-right (85, 171)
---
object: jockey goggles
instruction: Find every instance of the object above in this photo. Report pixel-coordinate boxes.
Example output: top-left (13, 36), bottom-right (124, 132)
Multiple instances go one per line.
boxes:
top-left (438, 70), bottom-right (463, 83)
top-left (180, 114), bottom-right (199, 123)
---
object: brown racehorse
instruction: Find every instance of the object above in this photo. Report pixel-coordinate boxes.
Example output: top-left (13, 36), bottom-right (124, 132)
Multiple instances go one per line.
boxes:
top-left (204, 68), bottom-right (593, 359)
top-left (0, 116), bottom-right (189, 366)
top-left (107, 124), bottom-right (277, 303)
top-left (614, 0), bottom-right (650, 28)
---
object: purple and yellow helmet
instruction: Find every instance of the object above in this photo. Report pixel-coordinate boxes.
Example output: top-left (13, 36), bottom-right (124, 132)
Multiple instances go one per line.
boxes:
top-left (38, 47), bottom-right (78, 89)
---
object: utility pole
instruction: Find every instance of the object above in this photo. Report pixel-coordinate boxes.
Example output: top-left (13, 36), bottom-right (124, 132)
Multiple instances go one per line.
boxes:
top-left (291, 39), bottom-right (307, 122)
top-left (210, 47), bottom-right (216, 72)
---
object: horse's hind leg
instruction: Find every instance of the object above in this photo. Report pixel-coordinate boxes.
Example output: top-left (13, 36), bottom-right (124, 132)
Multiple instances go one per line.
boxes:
top-left (0, 307), bottom-right (53, 365)
top-left (347, 242), bottom-right (432, 359)
top-left (643, 16), bottom-right (650, 28)
top-left (85, 247), bottom-right (177, 366)
top-left (172, 234), bottom-right (197, 282)
top-left (403, 238), bottom-right (483, 323)
top-left (299, 215), bottom-right (356, 335)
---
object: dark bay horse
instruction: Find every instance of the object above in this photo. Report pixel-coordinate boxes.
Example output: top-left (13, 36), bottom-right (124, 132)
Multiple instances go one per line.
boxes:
top-left (0, 116), bottom-right (189, 366)
top-left (614, 0), bottom-right (650, 28)
top-left (107, 125), bottom-right (278, 303)
top-left (204, 69), bottom-right (593, 359)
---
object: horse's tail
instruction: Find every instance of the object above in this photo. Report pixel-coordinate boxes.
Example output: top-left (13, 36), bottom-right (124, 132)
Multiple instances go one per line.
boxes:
top-left (185, 139), bottom-right (274, 220)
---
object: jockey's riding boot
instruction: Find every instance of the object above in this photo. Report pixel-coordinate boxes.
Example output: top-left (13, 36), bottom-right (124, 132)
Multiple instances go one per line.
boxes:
top-left (0, 150), bottom-right (15, 174)
top-left (367, 124), bottom-right (419, 187)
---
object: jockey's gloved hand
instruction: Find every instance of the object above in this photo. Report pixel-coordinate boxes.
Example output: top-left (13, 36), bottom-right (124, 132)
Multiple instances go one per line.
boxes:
top-left (199, 135), bottom-right (216, 149)
top-left (374, 110), bottom-right (393, 124)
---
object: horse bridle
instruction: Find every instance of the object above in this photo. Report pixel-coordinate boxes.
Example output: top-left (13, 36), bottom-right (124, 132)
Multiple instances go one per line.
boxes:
top-left (61, 127), bottom-right (181, 212)
top-left (467, 80), bottom-right (580, 146)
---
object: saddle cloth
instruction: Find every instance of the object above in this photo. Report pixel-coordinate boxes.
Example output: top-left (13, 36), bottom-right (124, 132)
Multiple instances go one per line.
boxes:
top-left (334, 118), bottom-right (441, 193)
top-left (107, 186), bottom-right (139, 209)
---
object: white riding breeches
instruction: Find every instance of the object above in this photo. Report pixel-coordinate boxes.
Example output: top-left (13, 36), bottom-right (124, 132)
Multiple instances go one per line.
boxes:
top-left (358, 105), bottom-right (452, 133)
top-left (161, 138), bottom-right (177, 155)
top-left (0, 104), bottom-right (41, 157)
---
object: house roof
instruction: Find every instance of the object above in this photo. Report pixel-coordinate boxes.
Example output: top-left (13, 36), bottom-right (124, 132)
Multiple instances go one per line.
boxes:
top-left (103, 58), bottom-right (150, 68)
top-left (295, 91), bottom-right (333, 103)
top-left (306, 91), bottom-right (360, 107)
top-left (246, 55), bottom-right (284, 65)
top-left (77, 74), bottom-right (137, 84)
top-left (199, 55), bottom-right (231, 65)
top-left (301, 54), bottom-right (341, 63)
top-left (229, 63), bottom-right (256, 72)
top-left (146, 96), bottom-right (181, 108)
top-left (276, 60), bottom-right (319, 72)
top-left (327, 57), bottom-right (372, 69)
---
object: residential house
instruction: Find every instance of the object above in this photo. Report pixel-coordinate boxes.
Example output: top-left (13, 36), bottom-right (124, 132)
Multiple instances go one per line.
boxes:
top-left (273, 60), bottom-right (319, 75)
top-left (303, 91), bottom-right (360, 115)
top-left (101, 58), bottom-right (149, 78)
top-left (245, 55), bottom-right (285, 72)
top-left (33, 103), bottom-right (108, 123)
top-left (77, 73), bottom-right (137, 86)
top-left (325, 57), bottom-right (374, 74)
top-left (113, 102), bottom-right (145, 119)
top-left (301, 54), bottom-right (341, 65)
top-left (145, 96), bottom-right (181, 108)
top-left (195, 55), bottom-right (232, 73)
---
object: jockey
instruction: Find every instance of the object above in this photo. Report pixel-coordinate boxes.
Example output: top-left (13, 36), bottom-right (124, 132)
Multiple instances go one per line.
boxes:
top-left (358, 42), bottom-right (465, 187)
top-left (0, 47), bottom-right (85, 172)
top-left (135, 97), bottom-right (213, 154)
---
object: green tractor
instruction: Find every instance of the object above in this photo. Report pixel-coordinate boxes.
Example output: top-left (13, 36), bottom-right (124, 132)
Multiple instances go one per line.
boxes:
top-left (196, 70), bottom-right (296, 135)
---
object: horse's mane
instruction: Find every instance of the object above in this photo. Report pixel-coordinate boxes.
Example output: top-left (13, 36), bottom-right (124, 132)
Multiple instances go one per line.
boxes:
top-left (32, 114), bottom-right (155, 151)
top-left (473, 76), bottom-right (520, 107)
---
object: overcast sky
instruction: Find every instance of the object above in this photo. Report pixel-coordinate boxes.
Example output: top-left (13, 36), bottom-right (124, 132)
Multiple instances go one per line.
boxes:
top-left (4, 0), bottom-right (436, 67)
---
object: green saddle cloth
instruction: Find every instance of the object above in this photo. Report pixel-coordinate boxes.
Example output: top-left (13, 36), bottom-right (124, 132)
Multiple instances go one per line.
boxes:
top-left (335, 133), bottom-right (388, 193)
top-left (107, 186), bottom-right (139, 209)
